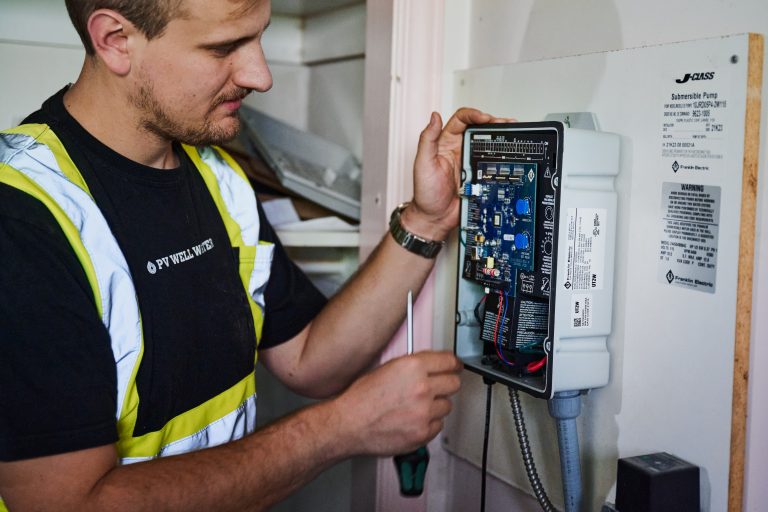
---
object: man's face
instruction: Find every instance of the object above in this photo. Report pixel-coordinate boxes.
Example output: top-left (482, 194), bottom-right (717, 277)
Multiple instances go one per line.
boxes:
top-left (128, 0), bottom-right (272, 146)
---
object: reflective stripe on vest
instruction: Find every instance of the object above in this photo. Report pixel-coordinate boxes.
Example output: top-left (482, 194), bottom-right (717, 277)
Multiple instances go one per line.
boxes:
top-left (182, 145), bottom-right (274, 319)
top-left (0, 125), bottom-right (272, 464)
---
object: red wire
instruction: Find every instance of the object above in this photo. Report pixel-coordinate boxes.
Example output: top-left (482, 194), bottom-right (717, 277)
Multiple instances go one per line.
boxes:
top-left (526, 356), bottom-right (547, 373)
top-left (491, 292), bottom-right (510, 364)
top-left (491, 293), bottom-right (502, 352)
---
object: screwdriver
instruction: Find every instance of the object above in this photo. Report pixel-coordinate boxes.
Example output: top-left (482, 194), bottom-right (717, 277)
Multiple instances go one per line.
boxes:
top-left (393, 290), bottom-right (430, 497)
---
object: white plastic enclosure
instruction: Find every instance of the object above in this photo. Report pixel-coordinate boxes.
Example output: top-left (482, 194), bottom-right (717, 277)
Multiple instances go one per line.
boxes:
top-left (454, 121), bottom-right (619, 398)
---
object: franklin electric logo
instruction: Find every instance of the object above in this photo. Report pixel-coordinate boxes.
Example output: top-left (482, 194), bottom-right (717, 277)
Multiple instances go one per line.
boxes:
top-left (675, 72), bottom-right (715, 84)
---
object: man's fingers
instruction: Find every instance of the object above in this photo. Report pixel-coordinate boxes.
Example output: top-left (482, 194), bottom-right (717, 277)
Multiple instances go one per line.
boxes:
top-left (447, 106), bottom-right (493, 125)
top-left (429, 397), bottom-right (454, 419)
top-left (412, 351), bottom-right (462, 375)
top-left (441, 107), bottom-right (493, 135)
top-left (426, 419), bottom-right (445, 442)
top-left (441, 107), bottom-right (515, 137)
top-left (412, 112), bottom-right (443, 169)
top-left (428, 373), bottom-right (462, 397)
top-left (419, 112), bottom-right (443, 149)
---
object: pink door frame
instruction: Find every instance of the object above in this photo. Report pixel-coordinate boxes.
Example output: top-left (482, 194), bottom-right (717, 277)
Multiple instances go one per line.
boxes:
top-left (356, 1), bottom-right (446, 510)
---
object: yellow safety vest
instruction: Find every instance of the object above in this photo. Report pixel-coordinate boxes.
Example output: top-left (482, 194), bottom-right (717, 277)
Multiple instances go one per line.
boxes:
top-left (0, 124), bottom-right (273, 508)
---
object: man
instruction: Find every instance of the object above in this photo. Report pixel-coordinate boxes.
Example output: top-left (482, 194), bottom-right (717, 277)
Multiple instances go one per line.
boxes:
top-left (0, 0), bottom-right (501, 510)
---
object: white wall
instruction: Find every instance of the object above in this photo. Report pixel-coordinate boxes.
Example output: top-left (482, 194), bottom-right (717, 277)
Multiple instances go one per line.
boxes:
top-left (246, 3), bottom-right (366, 161)
top-left (0, 0), bottom-right (81, 47)
top-left (437, 1), bottom-right (768, 511)
top-left (0, 1), bottom-right (81, 127)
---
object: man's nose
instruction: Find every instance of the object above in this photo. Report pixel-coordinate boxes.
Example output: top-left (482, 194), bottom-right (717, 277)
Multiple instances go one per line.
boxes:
top-left (233, 43), bottom-right (273, 93)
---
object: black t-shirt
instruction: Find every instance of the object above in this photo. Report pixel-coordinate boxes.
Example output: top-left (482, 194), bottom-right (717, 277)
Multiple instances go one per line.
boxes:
top-left (0, 88), bottom-right (327, 460)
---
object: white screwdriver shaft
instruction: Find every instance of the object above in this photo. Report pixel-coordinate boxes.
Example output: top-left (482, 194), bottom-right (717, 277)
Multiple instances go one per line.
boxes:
top-left (407, 290), bottom-right (413, 355)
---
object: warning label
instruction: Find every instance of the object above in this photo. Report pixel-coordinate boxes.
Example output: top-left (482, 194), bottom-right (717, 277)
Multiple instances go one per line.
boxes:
top-left (657, 182), bottom-right (720, 293)
top-left (514, 298), bottom-right (548, 346)
top-left (563, 208), bottom-right (607, 291)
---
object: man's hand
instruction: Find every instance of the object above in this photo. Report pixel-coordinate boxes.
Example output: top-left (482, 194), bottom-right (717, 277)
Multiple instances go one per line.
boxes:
top-left (401, 108), bottom-right (512, 242)
top-left (332, 351), bottom-right (462, 456)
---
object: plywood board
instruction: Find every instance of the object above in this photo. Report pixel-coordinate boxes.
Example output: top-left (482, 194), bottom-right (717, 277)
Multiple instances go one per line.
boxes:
top-left (443, 33), bottom-right (763, 511)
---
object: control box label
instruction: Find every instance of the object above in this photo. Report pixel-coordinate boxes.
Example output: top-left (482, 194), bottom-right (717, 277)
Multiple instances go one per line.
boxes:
top-left (570, 293), bottom-right (593, 329)
top-left (563, 208), bottom-right (607, 291)
top-left (657, 182), bottom-right (720, 293)
top-left (660, 67), bottom-right (730, 174)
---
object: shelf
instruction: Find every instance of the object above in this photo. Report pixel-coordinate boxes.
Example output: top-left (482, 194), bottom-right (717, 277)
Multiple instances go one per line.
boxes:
top-left (275, 230), bottom-right (360, 247)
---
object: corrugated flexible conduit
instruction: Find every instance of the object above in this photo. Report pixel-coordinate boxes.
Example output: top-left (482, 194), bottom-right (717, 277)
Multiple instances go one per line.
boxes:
top-left (507, 387), bottom-right (584, 512)
top-left (507, 386), bottom-right (558, 512)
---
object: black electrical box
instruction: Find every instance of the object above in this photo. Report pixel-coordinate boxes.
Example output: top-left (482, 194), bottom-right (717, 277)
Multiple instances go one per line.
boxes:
top-left (615, 452), bottom-right (700, 512)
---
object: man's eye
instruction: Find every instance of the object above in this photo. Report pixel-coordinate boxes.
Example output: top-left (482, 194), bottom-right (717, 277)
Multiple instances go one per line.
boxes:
top-left (211, 44), bottom-right (236, 57)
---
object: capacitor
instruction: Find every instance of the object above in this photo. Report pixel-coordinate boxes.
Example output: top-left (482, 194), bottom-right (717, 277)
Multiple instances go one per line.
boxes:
top-left (515, 198), bottom-right (531, 216)
top-left (514, 232), bottom-right (530, 250)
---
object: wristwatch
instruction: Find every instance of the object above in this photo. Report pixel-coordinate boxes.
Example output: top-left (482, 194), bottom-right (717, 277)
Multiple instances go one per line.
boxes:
top-left (389, 202), bottom-right (446, 259)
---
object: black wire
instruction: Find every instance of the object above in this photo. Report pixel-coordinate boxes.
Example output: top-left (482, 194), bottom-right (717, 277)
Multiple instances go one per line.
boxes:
top-left (474, 295), bottom-right (486, 324)
top-left (481, 379), bottom-right (494, 512)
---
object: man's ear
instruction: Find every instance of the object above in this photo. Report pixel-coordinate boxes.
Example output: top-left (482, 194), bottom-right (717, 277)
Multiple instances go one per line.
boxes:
top-left (86, 9), bottom-right (137, 75)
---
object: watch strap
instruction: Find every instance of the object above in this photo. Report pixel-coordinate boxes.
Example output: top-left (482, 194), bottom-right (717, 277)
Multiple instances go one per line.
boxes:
top-left (389, 203), bottom-right (445, 259)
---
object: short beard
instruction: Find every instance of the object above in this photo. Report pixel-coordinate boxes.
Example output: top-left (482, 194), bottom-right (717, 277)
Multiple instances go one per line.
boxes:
top-left (129, 77), bottom-right (244, 147)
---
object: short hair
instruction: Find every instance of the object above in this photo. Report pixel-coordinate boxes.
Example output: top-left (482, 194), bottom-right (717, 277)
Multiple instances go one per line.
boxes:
top-left (65, 0), bottom-right (187, 55)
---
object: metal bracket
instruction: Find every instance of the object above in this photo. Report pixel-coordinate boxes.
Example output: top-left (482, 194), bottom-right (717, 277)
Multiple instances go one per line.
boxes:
top-left (544, 112), bottom-right (600, 131)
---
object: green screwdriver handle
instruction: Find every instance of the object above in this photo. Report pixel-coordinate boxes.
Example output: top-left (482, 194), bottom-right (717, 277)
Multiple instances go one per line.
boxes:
top-left (394, 291), bottom-right (430, 496)
top-left (394, 446), bottom-right (430, 497)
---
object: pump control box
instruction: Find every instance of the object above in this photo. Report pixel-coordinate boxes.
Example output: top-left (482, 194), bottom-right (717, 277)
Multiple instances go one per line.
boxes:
top-left (454, 122), bottom-right (619, 397)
